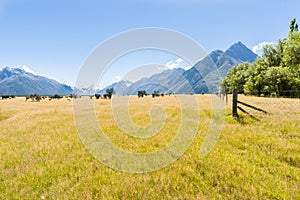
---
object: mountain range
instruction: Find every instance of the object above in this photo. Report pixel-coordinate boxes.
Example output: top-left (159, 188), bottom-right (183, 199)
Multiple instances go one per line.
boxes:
top-left (98, 41), bottom-right (257, 95)
top-left (0, 41), bottom-right (257, 96)
top-left (0, 67), bottom-right (72, 95)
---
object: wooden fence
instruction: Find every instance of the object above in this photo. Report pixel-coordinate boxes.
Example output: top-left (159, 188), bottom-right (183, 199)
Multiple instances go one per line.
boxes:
top-left (232, 90), bottom-right (268, 118)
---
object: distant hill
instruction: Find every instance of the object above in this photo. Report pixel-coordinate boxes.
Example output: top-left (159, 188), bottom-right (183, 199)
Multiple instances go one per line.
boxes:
top-left (0, 67), bottom-right (73, 95)
top-left (101, 41), bottom-right (258, 94)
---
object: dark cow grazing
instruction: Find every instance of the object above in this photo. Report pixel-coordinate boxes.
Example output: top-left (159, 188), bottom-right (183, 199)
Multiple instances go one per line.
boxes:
top-left (26, 94), bottom-right (41, 102)
top-left (1, 95), bottom-right (10, 100)
top-left (49, 94), bottom-right (63, 101)
top-left (103, 93), bottom-right (112, 99)
top-left (69, 94), bottom-right (81, 99)
top-left (95, 94), bottom-right (101, 99)
top-left (138, 90), bottom-right (148, 98)
top-left (152, 91), bottom-right (161, 98)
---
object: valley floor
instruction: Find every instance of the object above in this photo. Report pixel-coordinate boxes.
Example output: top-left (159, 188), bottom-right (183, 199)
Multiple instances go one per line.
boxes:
top-left (0, 95), bottom-right (299, 199)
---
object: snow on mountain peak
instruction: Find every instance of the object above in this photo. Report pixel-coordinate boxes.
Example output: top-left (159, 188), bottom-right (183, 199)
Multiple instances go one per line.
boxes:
top-left (0, 65), bottom-right (37, 75)
top-left (14, 65), bottom-right (36, 75)
top-left (58, 80), bottom-right (73, 87)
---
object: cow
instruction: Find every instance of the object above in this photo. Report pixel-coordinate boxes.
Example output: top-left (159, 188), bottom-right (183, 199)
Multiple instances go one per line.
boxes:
top-left (49, 94), bottom-right (63, 101)
top-left (69, 94), bottom-right (81, 99)
top-left (25, 94), bottom-right (41, 102)
top-left (1, 95), bottom-right (10, 100)
top-left (152, 91), bottom-right (161, 98)
top-left (103, 93), bottom-right (112, 99)
top-left (138, 90), bottom-right (147, 98)
top-left (95, 94), bottom-right (101, 99)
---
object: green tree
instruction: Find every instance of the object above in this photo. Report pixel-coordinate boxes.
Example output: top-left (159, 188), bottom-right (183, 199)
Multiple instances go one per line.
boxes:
top-left (221, 63), bottom-right (251, 93)
top-left (244, 61), bottom-right (268, 96)
top-left (290, 18), bottom-right (298, 32)
top-left (105, 88), bottom-right (114, 99)
top-left (222, 18), bottom-right (300, 97)
top-left (283, 31), bottom-right (300, 73)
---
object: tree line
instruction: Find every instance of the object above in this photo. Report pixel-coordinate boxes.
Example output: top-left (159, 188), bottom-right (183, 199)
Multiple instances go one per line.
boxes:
top-left (221, 18), bottom-right (300, 97)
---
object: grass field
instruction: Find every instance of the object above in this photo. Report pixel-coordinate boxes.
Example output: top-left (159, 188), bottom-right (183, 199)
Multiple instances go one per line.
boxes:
top-left (0, 95), bottom-right (299, 199)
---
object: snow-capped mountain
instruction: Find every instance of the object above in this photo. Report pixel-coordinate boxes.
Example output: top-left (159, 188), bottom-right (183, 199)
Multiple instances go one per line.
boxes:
top-left (15, 65), bottom-right (37, 75)
top-left (0, 67), bottom-right (73, 95)
top-left (99, 41), bottom-right (258, 94)
top-left (0, 42), bottom-right (257, 96)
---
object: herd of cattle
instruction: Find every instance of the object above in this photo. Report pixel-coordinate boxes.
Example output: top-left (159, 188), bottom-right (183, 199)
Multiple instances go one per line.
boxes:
top-left (0, 91), bottom-right (169, 102)
top-left (0, 93), bottom-right (113, 101)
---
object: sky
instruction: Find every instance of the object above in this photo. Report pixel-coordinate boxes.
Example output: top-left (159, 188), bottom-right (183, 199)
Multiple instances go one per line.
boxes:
top-left (0, 0), bottom-right (300, 87)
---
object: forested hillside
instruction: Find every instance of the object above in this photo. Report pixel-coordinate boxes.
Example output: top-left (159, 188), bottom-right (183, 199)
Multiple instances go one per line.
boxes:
top-left (222, 18), bottom-right (300, 97)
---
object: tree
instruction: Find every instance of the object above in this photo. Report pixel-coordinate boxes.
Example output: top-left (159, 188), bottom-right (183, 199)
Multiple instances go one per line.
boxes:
top-left (262, 39), bottom-right (286, 67)
top-left (290, 18), bottom-right (298, 33)
top-left (105, 88), bottom-right (114, 99)
top-left (283, 30), bottom-right (300, 72)
top-left (221, 62), bottom-right (251, 93)
top-left (243, 62), bottom-right (268, 96)
top-left (222, 18), bottom-right (300, 97)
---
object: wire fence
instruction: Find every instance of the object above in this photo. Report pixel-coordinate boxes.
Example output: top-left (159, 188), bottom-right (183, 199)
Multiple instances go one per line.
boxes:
top-left (218, 91), bottom-right (300, 120)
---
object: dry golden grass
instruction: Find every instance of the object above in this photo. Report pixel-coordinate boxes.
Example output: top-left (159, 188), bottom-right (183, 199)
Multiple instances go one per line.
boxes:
top-left (0, 95), bottom-right (299, 199)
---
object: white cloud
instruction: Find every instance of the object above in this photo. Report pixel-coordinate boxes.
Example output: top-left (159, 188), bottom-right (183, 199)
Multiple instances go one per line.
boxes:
top-left (252, 41), bottom-right (274, 55)
top-left (175, 58), bottom-right (183, 63)
top-left (115, 75), bottom-right (121, 81)
top-left (165, 58), bottom-right (184, 69)
top-left (165, 61), bottom-right (177, 69)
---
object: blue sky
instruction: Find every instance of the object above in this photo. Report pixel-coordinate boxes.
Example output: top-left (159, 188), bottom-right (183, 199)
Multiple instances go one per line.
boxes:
top-left (0, 0), bottom-right (299, 87)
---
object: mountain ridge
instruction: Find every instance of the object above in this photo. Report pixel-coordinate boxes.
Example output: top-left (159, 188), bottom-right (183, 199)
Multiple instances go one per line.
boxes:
top-left (0, 67), bottom-right (73, 95)
top-left (0, 41), bottom-right (257, 95)
top-left (101, 41), bottom-right (258, 94)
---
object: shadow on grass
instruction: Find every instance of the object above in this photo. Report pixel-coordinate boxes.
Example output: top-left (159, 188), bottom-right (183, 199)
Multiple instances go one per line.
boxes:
top-left (235, 114), bottom-right (260, 124)
top-left (225, 111), bottom-right (260, 125)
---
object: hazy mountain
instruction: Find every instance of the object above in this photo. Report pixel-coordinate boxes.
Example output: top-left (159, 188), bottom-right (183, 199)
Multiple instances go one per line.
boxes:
top-left (100, 41), bottom-right (258, 94)
top-left (0, 67), bottom-right (73, 95)
top-left (96, 80), bottom-right (132, 95)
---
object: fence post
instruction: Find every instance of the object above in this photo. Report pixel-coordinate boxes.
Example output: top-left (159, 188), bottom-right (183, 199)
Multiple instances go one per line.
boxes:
top-left (226, 93), bottom-right (228, 105)
top-left (232, 89), bottom-right (238, 117)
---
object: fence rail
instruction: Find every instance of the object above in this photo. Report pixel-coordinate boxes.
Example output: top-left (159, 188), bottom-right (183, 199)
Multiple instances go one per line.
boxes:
top-left (227, 90), bottom-right (300, 120)
top-left (232, 90), bottom-right (268, 117)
